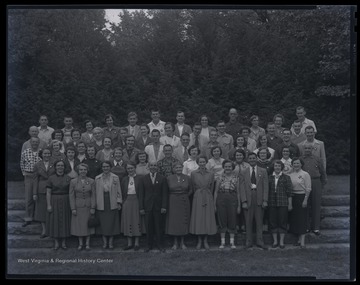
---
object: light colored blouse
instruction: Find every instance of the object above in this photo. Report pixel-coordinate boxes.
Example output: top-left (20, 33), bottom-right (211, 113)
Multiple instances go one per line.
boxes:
top-left (281, 158), bottom-right (293, 175)
top-left (127, 176), bottom-right (136, 194)
top-left (289, 169), bottom-right (311, 195)
top-left (182, 158), bottom-right (199, 176)
top-left (206, 158), bottom-right (225, 181)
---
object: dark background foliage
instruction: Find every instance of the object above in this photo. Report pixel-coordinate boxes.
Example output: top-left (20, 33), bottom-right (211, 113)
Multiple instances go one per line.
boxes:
top-left (7, 6), bottom-right (352, 180)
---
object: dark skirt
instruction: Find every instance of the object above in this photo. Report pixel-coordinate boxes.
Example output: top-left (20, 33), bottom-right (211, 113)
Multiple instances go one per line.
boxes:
top-left (71, 206), bottom-right (95, 237)
top-left (46, 194), bottom-right (71, 238)
top-left (96, 192), bottom-right (120, 236)
top-left (120, 194), bottom-right (145, 236)
top-left (34, 193), bottom-right (47, 223)
top-left (166, 193), bottom-right (190, 236)
top-left (216, 192), bottom-right (238, 234)
top-left (289, 194), bottom-right (308, 235)
top-left (269, 206), bottom-right (288, 234)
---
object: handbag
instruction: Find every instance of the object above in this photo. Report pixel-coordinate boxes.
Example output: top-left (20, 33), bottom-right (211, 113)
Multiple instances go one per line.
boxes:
top-left (87, 214), bottom-right (100, 228)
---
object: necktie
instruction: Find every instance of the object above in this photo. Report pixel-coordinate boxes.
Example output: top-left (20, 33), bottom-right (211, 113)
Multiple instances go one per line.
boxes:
top-left (195, 136), bottom-right (199, 147)
top-left (183, 146), bottom-right (188, 161)
top-left (251, 166), bottom-right (256, 184)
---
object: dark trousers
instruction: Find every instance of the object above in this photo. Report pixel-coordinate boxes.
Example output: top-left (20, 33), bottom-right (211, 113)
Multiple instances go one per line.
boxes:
top-left (145, 210), bottom-right (163, 248)
top-left (308, 178), bottom-right (322, 231)
top-left (24, 174), bottom-right (35, 222)
top-left (244, 191), bottom-right (264, 246)
top-left (269, 206), bottom-right (288, 234)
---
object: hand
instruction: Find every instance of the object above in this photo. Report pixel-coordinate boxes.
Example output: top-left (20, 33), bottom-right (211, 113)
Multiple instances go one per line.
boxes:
top-left (33, 194), bottom-right (38, 201)
top-left (90, 209), bottom-right (95, 215)
top-left (118, 203), bottom-right (122, 210)
top-left (237, 205), bottom-right (241, 214)
top-left (262, 201), bottom-right (268, 209)
top-left (242, 202), bottom-right (248, 210)
top-left (140, 209), bottom-right (145, 216)
top-left (302, 200), bottom-right (308, 208)
top-left (288, 204), bottom-right (293, 211)
top-left (72, 210), bottom-right (77, 216)
top-left (161, 208), bottom-right (167, 214)
top-left (47, 205), bottom-right (52, 213)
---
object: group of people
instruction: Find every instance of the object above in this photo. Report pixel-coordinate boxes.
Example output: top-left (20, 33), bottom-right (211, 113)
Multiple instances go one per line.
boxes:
top-left (19, 106), bottom-right (327, 250)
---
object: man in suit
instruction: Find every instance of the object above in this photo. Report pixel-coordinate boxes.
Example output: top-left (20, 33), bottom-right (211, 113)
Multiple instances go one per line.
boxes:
top-left (125, 112), bottom-right (142, 141)
top-left (266, 122), bottom-right (283, 151)
top-left (139, 161), bottom-right (168, 252)
top-left (274, 128), bottom-right (300, 159)
top-left (298, 126), bottom-right (326, 172)
top-left (240, 127), bottom-right (257, 152)
top-left (174, 111), bottom-right (192, 137)
top-left (122, 135), bottom-right (141, 164)
top-left (173, 132), bottom-right (191, 164)
top-left (189, 122), bottom-right (209, 150)
top-left (240, 152), bottom-right (269, 250)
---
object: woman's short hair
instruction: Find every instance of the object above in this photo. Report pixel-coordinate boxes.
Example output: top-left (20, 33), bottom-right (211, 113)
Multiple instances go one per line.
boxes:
top-left (76, 140), bottom-right (86, 148)
top-left (66, 146), bottom-right (76, 154)
top-left (196, 155), bottom-right (208, 164)
top-left (101, 160), bottom-right (112, 168)
top-left (210, 146), bottom-right (222, 157)
top-left (273, 113), bottom-right (284, 123)
top-left (125, 161), bottom-right (137, 169)
top-left (273, 160), bottom-right (285, 170)
top-left (84, 120), bottom-right (94, 129)
top-left (249, 115), bottom-right (259, 124)
top-left (53, 159), bottom-right (65, 168)
top-left (291, 157), bottom-right (304, 167)
top-left (76, 163), bottom-right (89, 172)
top-left (257, 134), bottom-right (268, 148)
top-left (113, 147), bottom-right (123, 155)
top-left (188, 145), bottom-right (200, 155)
top-left (71, 128), bottom-right (81, 138)
top-left (92, 127), bottom-right (104, 134)
top-left (38, 147), bottom-right (52, 159)
top-left (104, 114), bottom-right (115, 123)
top-left (140, 123), bottom-right (150, 134)
top-left (51, 129), bottom-right (64, 140)
top-left (172, 161), bottom-right (183, 170)
top-left (102, 136), bottom-right (113, 145)
top-left (257, 146), bottom-right (271, 159)
top-left (235, 135), bottom-right (246, 147)
top-left (233, 148), bottom-right (246, 160)
top-left (222, 159), bottom-right (235, 170)
top-left (240, 126), bottom-right (251, 134)
top-left (165, 122), bottom-right (175, 132)
top-left (135, 151), bottom-right (149, 164)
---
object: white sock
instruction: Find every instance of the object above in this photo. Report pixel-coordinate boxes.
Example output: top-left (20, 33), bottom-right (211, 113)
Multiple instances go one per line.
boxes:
top-left (221, 238), bottom-right (225, 245)
top-left (230, 238), bottom-right (234, 245)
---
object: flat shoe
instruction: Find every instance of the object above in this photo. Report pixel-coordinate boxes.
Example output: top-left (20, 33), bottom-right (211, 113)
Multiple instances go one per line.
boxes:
top-left (102, 245), bottom-right (107, 249)
top-left (134, 245), bottom-right (140, 251)
top-left (108, 245), bottom-right (114, 250)
top-left (85, 245), bottom-right (90, 250)
top-left (300, 245), bottom-right (306, 249)
top-left (22, 221), bottom-right (31, 227)
top-left (293, 242), bottom-right (301, 247)
top-left (230, 244), bottom-right (236, 249)
top-left (313, 230), bottom-right (320, 236)
top-left (40, 234), bottom-right (47, 239)
top-left (279, 245), bottom-right (285, 249)
top-left (61, 245), bottom-right (67, 250)
top-left (78, 245), bottom-right (83, 251)
top-left (123, 245), bottom-right (133, 250)
top-left (53, 245), bottom-right (60, 250)
top-left (272, 244), bottom-right (278, 248)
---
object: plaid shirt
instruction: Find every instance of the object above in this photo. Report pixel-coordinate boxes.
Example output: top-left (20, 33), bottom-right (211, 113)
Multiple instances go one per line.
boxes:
top-left (268, 173), bottom-right (293, 207)
top-left (157, 157), bottom-right (180, 177)
top-left (20, 149), bottom-right (42, 174)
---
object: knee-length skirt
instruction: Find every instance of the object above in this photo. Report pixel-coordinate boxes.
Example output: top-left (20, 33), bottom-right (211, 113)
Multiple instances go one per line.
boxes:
top-left (96, 192), bottom-right (120, 236)
top-left (46, 194), bottom-right (71, 238)
top-left (71, 205), bottom-right (95, 236)
top-left (289, 193), bottom-right (308, 235)
top-left (166, 193), bottom-right (190, 236)
top-left (120, 194), bottom-right (145, 236)
top-left (34, 193), bottom-right (47, 223)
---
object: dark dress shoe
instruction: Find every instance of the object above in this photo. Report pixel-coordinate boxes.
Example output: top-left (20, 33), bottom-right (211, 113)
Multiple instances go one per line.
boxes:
top-left (256, 244), bottom-right (268, 250)
top-left (144, 247), bottom-right (152, 252)
top-left (245, 244), bottom-right (253, 249)
top-left (22, 221), bottom-right (31, 227)
top-left (313, 230), bottom-right (320, 236)
top-left (53, 245), bottom-right (60, 250)
top-left (279, 245), bottom-right (285, 249)
top-left (293, 242), bottom-right (301, 247)
top-left (272, 244), bottom-right (278, 248)
top-left (61, 245), bottom-right (67, 250)
top-left (123, 245), bottom-right (133, 251)
top-left (134, 245), bottom-right (140, 251)
top-left (40, 234), bottom-right (47, 239)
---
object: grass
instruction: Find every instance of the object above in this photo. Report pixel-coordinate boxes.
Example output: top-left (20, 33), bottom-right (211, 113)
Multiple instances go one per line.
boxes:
top-left (7, 247), bottom-right (350, 280)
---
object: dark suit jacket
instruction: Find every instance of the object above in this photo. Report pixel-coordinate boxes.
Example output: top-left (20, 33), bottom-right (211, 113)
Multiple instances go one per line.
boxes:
top-left (174, 123), bottom-right (192, 137)
top-left (135, 136), bottom-right (152, 151)
top-left (120, 175), bottom-right (142, 202)
top-left (138, 173), bottom-right (168, 212)
top-left (125, 125), bottom-right (142, 141)
top-left (240, 166), bottom-right (269, 207)
top-left (64, 158), bottom-right (81, 175)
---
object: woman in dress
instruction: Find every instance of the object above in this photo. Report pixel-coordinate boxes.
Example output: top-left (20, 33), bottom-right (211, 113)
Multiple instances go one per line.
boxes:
top-left (214, 160), bottom-right (241, 249)
top-left (110, 147), bottom-right (127, 181)
top-left (92, 127), bottom-right (104, 153)
top-left (280, 146), bottom-right (293, 175)
top-left (189, 156), bottom-right (217, 249)
top-left (228, 135), bottom-right (249, 162)
top-left (135, 151), bottom-right (150, 176)
top-left (120, 162), bottom-right (144, 251)
top-left (249, 115), bottom-right (266, 142)
top-left (268, 160), bottom-right (293, 249)
top-left (135, 123), bottom-right (152, 151)
top-left (273, 113), bottom-right (285, 139)
top-left (182, 145), bottom-right (200, 176)
top-left (166, 162), bottom-right (193, 250)
top-left (254, 135), bottom-right (275, 161)
top-left (95, 161), bottom-right (122, 249)
top-left (46, 160), bottom-right (72, 250)
top-left (50, 140), bottom-right (66, 161)
top-left (66, 128), bottom-right (82, 149)
top-left (288, 157), bottom-right (312, 248)
top-left (206, 146), bottom-right (225, 182)
top-left (64, 146), bottom-right (80, 179)
top-left (33, 148), bottom-right (55, 238)
top-left (233, 149), bottom-right (251, 177)
top-left (96, 137), bottom-right (114, 162)
top-left (199, 114), bottom-right (216, 140)
top-left (256, 146), bottom-right (274, 175)
top-left (81, 120), bottom-right (95, 145)
top-left (69, 163), bottom-right (96, 250)
top-left (83, 145), bottom-right (102, 179)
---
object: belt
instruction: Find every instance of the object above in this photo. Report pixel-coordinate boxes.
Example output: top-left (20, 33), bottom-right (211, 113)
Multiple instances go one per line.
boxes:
top-left (251, 188), bottom-right (257, 191)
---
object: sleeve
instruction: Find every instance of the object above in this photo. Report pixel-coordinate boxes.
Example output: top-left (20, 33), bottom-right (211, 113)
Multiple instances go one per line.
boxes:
top-left (20, 150), bottom-right (26, 173)
top-left (263, 169), bottom-right (269, 202)
top-left (304, 172), bottom-right (312, 196)
top-left (116, 176), bottom-right (122, 204)
top-left (285, 175), bottom-right (293, 197)
top-left (209, 173), bottom-right (215, 194)
top-left (69, 180), bottom-right (76, 210)
top-left (161, 177), bottom-right (169, 209)
top-left (320, 142), bottom-right (326, 172)
top-left (317, 157), bottom-right (327, 185)
top-left (294, 144), bottom-right (300, 157)
top-left (239, 172), bottom-right (247, 203)
top-left (187, 175), bottom-right (194, 197)
top-left (95, 150), bottom-right (102, 161)
top-left (90, 180), bottom-right (96, 209)
top-left (138, 177), bottom-right (145, 211)
top-left (182, 161), bottom-right (188, 175)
